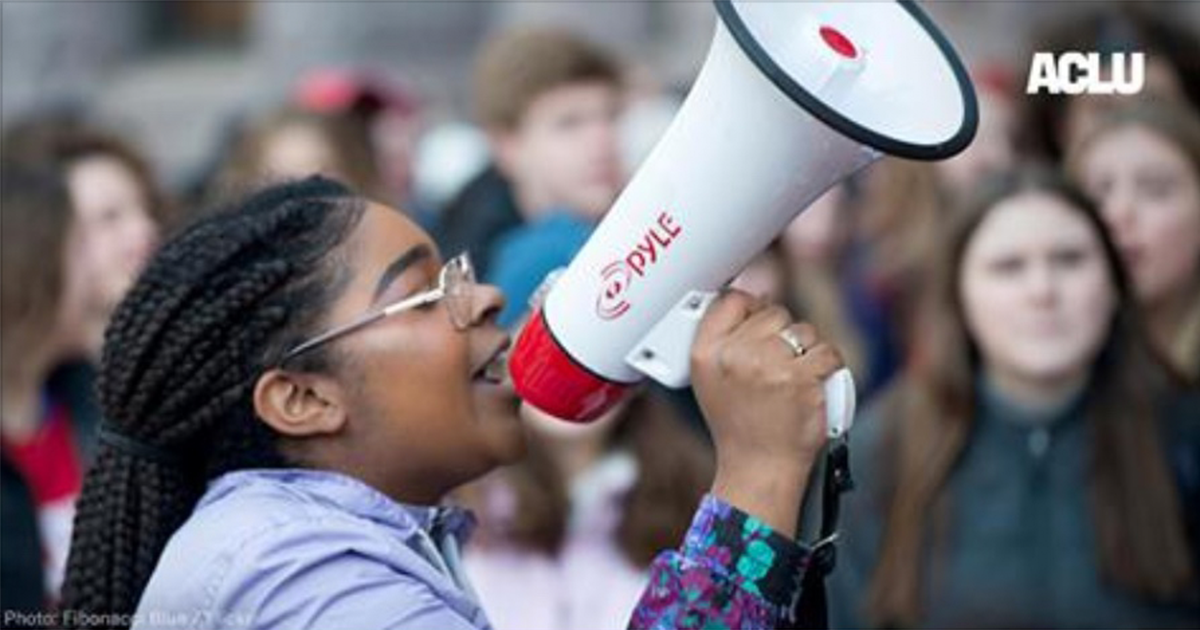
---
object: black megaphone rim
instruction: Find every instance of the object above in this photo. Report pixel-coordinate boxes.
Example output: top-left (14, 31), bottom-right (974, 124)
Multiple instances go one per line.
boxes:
top-left (713, 0), bottom-right (979, 161)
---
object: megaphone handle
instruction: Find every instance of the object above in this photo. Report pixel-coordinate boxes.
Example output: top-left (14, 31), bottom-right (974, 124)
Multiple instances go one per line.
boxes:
top-left (625, 290), bottom-right (856, 438)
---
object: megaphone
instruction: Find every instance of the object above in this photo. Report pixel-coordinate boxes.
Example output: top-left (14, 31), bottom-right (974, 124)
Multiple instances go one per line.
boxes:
top-left (509, 0), bottom-right (977, 432)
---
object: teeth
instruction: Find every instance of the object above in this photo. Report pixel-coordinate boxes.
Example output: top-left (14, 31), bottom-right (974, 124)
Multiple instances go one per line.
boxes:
top-left (482, 351), bottom-right (508, 384)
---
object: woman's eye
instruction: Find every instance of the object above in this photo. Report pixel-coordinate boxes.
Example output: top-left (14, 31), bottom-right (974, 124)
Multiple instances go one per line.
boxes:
top-left (554, 113), bottom-right (584, 132)
top-left (989, 257), bottom-right (1024, 274)
top-left (1138, 176), bottom-right (1177, 200)
top-left (1051, 248), bottom-right (1087, 268)
top-left (1085, 175), bottom-right (1113, 201)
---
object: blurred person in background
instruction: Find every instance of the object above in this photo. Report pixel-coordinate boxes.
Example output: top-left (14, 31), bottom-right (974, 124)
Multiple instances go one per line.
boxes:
top-left (436, 28), bottom-right (625, 281)
top-left (5, 119), bottom-right (169, 352)
top-left (852, 160), bottom-right (948, 368)
top-left (485, 210), bottom-right (594, 328)
top-left (459, 391), bottom-right (712, 630)
top-left (728, 187), bottom-right (908, 404)
top-left (855, 65), bottom-right (1022, 383)
top-left (293, 68), bottom-right (425, 219)
top-left (218, 106), bottom-right (385, 201)
top-left (1018, 2), bottom-right (1200, 163)
top-left (843, 63), bottom-right (1024, 383)
top-left (831, 167), bottom-right (1199, 628)
top-left (778, 186), bottom-right (901, 400)
top-left (729, 241), bottom-right (788, 305)
top-left (411, 121), bottom-right (491, 227)
top-left (1, 120), bottom-right (165, 614)
top-left (935, 65), bottom-right (1020, 202)
top-left (1069, 99), bottom-right (1200, 384)
top-left (2, 162), bottom-right (98, 619)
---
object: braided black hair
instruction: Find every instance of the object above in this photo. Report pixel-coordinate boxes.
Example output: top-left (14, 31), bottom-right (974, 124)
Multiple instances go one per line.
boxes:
top-left (59, 177), bottom-right (365, 627)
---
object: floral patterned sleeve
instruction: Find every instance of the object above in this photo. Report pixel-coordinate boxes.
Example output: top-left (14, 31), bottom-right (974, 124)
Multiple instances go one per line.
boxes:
top-left (628, 494), bottom-right (811, 630)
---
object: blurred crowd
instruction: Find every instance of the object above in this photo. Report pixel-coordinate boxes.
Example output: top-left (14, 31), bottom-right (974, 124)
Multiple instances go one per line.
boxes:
top-left (3, 2), bottom-right (1199, 628)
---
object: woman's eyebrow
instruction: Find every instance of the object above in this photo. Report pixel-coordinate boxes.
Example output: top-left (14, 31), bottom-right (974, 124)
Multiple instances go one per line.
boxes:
top-left (373, 244), bottom-right (432, 301)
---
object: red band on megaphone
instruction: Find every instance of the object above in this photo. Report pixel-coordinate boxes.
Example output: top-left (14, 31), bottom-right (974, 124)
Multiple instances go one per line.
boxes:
top-left (509, 309), bottom-right (631, 423)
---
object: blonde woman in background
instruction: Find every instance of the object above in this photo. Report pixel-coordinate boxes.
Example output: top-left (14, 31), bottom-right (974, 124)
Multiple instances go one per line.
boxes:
top-left (219, 107), bottom-right (385, 201)
top-left (2, 119), bottom-right (165, 614)
top-left (1069, 99), bottom-right (1200, 383)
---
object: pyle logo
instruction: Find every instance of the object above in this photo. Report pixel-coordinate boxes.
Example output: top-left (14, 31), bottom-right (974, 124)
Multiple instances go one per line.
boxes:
top-left (596, 212), bottom-right (682, 320)
top-left (1026, 52), bottom-right (1144, 95)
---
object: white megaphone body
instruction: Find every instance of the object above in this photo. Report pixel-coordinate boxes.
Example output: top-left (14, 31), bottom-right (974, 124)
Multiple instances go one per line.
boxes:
top-left (509, 0), bottom-right (977, 434)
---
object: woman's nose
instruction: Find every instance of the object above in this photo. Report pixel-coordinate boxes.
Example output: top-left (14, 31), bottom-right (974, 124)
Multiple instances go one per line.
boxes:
top-left (469, 283), bottom-right (506, 325)
top-left (1025, 263), bottom-right (1058, 306)
top-left (130, 222), bottom-right (158, 266)
top-left (1101, 192), bottom-right (1138, 238)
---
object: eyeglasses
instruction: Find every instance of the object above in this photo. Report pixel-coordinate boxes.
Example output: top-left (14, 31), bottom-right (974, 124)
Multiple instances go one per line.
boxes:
top-left (280, 253), bottom-right (476, 364)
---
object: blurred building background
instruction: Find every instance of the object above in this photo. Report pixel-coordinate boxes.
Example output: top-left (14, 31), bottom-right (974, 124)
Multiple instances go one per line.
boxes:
top-left (4, 1), bottom-right (1200, 190)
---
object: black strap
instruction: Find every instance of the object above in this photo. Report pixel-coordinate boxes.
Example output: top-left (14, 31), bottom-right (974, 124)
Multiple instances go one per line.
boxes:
top-left (788, 439), bottom-right (854, 629)
top-left (96, 426), bottom-right (182, 466)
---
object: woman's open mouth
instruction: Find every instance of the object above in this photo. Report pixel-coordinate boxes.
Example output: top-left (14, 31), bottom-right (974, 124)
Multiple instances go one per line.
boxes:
top-left (472, 337), bottom-right (511, 386)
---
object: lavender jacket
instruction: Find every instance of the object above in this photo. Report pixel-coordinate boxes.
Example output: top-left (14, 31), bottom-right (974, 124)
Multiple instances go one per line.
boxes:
top-left (132, 470), bottom-right (811, 630)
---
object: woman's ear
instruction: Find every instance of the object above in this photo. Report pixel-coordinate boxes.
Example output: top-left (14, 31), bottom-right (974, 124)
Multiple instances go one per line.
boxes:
top-left (253, 368), bottom-right (348, 437)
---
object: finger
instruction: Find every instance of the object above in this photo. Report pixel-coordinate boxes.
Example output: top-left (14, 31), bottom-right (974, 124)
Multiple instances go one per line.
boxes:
top-left (768, 321), bottom-right (818, 361)
top-left (739, 303), bottom-right (793, 339)
top-left (695, 289), bottom-right (765, 346)
top-left (780, 322), bottom-right (819, 353)
top-left (796, 342), bottom-right (845, 380)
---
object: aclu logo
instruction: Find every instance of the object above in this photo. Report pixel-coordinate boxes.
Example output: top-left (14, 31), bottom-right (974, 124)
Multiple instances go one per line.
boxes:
top-left (1026, 52), bottom-right (1144, 95)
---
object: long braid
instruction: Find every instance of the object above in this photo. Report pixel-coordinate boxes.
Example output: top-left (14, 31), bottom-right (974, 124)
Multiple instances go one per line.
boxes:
top-left (59, 177), bottom-right (365, 627)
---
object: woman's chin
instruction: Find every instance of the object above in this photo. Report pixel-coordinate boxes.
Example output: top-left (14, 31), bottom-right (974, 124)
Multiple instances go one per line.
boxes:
top-left (471, 388), bottom-right (528, 466)
top-left (494, 427), bottom-right (528, 466)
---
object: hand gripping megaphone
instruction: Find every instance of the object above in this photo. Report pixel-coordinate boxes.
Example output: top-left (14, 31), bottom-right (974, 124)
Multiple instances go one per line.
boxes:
top-left (509, 0), bottom-right (977, 433)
